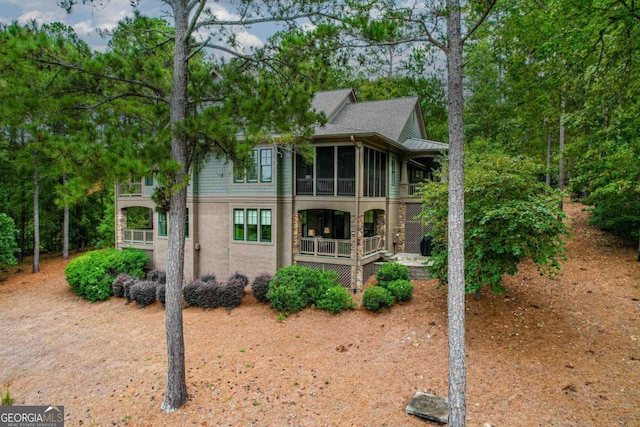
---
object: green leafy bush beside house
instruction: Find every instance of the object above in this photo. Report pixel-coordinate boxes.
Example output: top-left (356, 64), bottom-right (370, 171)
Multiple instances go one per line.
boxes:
top-left (64, 248), bottom-right (147, 302)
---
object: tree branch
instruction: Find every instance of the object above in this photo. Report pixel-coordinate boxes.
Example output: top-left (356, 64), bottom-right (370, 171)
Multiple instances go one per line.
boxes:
top-left (462, 0), bottom-right (499, 44)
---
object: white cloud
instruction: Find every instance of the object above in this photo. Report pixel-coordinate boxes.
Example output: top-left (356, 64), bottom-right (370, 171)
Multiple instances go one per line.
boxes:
top-left (236, 31), bottom-right (263, 52)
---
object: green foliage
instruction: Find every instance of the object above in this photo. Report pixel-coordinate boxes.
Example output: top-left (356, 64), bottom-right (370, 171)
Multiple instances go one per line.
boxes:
top-left (570, 139), bottom-right (640, 243)
top-left (2, 389), bottom-right (13, 406)
top-left (362, 286), bottom-right (395, 312)
top-left (314, 285), bottom-right (356, 314)
top-left (375, 263), bottom-right (410, 287)
top-left (129, 280), bottom-right (157, 307)
top-left (384, 279), bottom-right (414, 302)
top-left (267, 265), bottom-right (339, 314)
top-left (417, 152), bottom-right (569, 294)
top-left (0, 213), bottom-right (18, 267)
top-left (251, 273), bottom-right (272, 303)
top-left (64, 248), bottom-right (147, 302)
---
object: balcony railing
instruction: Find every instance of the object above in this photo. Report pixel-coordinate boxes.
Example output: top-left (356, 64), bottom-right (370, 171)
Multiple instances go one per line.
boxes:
top-left (316, 178), bottom-right (334, 195)
top-left (118, 182), bottom-right (143, 197)
top-left (408, 183), bottom-right (419, 196)
top-left (364, 235), bottom-right (384, 256)
top-left (337, 178), bottom-right (355, 196)
top-left (123, 229), bottom-right (154, 245)
top-left (296, 177), bottom-right (356, 196)
top-left (299, 237), bottom-right (352, 258)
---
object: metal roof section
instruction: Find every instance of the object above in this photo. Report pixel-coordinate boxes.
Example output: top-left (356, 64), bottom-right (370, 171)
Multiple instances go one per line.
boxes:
top-left (403, 138), bottom-right (449, 153)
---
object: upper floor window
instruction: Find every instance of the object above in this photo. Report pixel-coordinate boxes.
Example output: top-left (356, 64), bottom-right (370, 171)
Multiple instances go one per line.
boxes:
top-left (364, 147), bottom-right (387, 197)
top-left (234, 148), bottom-right (272, 184)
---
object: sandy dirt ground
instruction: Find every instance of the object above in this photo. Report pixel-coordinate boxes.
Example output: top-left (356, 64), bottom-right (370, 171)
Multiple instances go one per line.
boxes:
top-left (0, 201), bottom-right (639, 426)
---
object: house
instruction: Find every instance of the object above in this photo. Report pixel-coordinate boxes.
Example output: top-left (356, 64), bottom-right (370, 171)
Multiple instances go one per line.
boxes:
top-left (115, 88), bottom-right (447, 290)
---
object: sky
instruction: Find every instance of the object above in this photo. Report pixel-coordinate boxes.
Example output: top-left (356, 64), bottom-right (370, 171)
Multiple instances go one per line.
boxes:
top-left (0, 0), bottom-right (271, 53)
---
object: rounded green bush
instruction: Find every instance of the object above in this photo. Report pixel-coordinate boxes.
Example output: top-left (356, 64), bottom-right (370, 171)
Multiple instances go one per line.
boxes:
top-left (314, 285), bottom-right (356, 314)
top-left (376, 262), bottom-right (410, 287)
top-left (64, 248), bottom-right (147, 302)
top-left (267, 265), bottom-right (339, 313)
top-left (362, 286), bottom-right (395, 312)
top-left (385, 279), bottom-right (414, 302)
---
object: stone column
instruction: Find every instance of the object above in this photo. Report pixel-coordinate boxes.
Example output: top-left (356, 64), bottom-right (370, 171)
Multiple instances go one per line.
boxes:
top-left (397, 203), bottom-right (406, 253)
top-left (116, 208), bottom-right (127, 247)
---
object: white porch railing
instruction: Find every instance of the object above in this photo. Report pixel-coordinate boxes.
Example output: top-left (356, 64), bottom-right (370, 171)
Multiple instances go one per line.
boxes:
top-left (364, 235), bottom-right (383, 255)
top-left (123, 229), bottom-right (154, 245)
top-left (299, 237), bottom-right (352, 258)
top-left (118, 182), bottom-right (143, 197)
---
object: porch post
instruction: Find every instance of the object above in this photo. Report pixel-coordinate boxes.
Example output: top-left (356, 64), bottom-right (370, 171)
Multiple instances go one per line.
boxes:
top-left (400, 159), bottom-right (409, 198)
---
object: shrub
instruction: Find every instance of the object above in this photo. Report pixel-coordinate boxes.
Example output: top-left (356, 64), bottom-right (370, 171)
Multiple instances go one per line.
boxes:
top-left (251, 273), bottom-right (272, 303)
top-left (0, 213), bottom-right (18, 268)
top-left (267, 265), bottom-right (339, 313)
top-left (228, 272), bottom-right (249, 288)
top-left (183, 279), bottom-right (203, 307)
top-left (385, 279), bottom-right (414, 302)
top-left (156, 284), bottom-right (166, 305)
top-left (196, 281), bottom-right (219, 309)
top-left (314, 285), bottom-right (356, 314)
top-left (129, 280), bottom-right (157, 307)
top-left (362, 286), bottom-right (395, 312)
top-left (64, 248), bottom-right (147, 302)
top-left (376, 263), bottom-right (410, 287)
top-left (112, 273), bottom-right (133, 298)
top-left (200, 273), bottom-right (216, 283)
top-left (217, 281), bottom-right (245, 309)
top-left (147, 269), bottom-right (166, 284)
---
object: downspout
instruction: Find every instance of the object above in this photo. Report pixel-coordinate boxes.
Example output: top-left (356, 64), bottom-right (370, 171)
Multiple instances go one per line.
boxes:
top-left (352, 135), bottom-right (361, 293)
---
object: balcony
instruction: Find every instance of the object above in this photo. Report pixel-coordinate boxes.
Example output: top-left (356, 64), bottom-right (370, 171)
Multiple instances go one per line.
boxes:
top-left (296, 178), bottom-right (356, 196)
top-left (300, 237), bottom-right (352, 258)
top-left (123, 229), bottom-right (154, 246)
top-left (118, 182), bottom-right (143, 197)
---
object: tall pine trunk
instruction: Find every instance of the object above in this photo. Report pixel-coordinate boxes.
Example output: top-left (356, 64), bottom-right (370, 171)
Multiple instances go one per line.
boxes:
top-left (546, 129), bottom-right (552, 187)
top-left (62, 172), bottom-right (69, 261)
top-left (446, 0), bottom-right (466, 425)
top-left (558, 95), bottom-right (565, 211)
top-left (32, 149), bottom-right (40, 273)
top-left (161, 0), bottom-right (189, 413)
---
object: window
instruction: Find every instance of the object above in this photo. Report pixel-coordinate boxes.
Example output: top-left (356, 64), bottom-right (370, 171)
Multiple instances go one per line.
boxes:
top-left (364, 147), bottom-right (387, 197)
top-left (260, 209), bottom-right (272, 242)
top-left (260, 149), bottom-right (272, 183)
top-left (233, 208), bottom-right (272, 242)
top-left (158, 213), bottom-right (167, 237)
top-left (235, 148), bottom-right (273, 184)
top-left (144, 176), bottom-right (154, 186)
top-left (157, 209), bottom-right (189, 238)
top-left (233, 209), bottom-right (245, 240)
top-left (391, 157), bottom-right (397, 187)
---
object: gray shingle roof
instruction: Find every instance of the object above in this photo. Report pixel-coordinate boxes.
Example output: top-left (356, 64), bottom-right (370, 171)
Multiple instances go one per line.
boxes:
top-left (330, 97), bottom-right (420, 142)
top-left (311, 89), bottom-right (356, 121)
top-left (311, 89), bottom-right (448, 154)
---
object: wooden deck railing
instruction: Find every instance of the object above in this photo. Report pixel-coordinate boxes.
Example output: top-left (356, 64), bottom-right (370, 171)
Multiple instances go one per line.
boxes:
top-left (299, 237), bottom-right (352, 258)
top-left (123, 229), bottom-right (154, 245)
